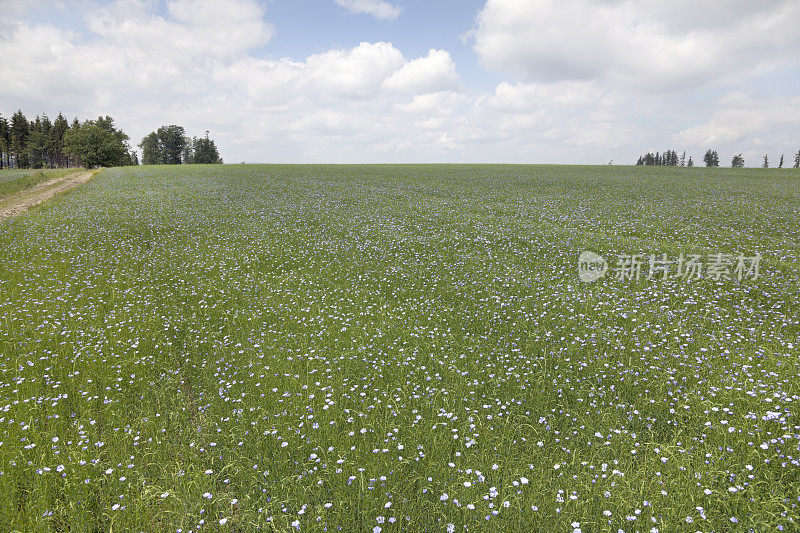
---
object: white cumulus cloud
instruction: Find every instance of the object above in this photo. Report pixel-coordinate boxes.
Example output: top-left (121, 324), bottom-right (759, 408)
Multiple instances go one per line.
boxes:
top-left (471, 0), bottom-right (800, 92)
top-left (382, 49), bottom-right (459, 94)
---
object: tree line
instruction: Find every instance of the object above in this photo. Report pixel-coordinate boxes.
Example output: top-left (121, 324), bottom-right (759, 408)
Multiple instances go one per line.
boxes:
top-left (0, 110), bottom-right (137, 169)
top-left (139, 125), bottom-right (222, 165)
top-left (637, 148), bottom-right (800, 168)
top-left (636, 150), bottom-right (691, 167)
top-left (1, 110), bottom-right (224, 170)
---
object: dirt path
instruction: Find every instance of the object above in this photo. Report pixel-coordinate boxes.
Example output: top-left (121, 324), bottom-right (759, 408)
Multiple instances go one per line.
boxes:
top-left (0, 170), bottom-right (99, 222)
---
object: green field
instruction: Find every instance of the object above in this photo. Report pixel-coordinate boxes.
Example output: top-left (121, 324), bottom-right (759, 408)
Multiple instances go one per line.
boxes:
top-left (1, 164), bottom-right (799, 531)
top-left (0, 168), bottom-right (78, 198)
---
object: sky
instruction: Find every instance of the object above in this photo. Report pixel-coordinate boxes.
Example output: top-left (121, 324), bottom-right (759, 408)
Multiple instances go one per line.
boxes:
top-left (0, 0), bottom-right (799, 165)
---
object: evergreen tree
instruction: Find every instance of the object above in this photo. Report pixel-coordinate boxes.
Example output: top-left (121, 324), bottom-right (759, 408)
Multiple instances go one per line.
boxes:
top-left (10, 110), bottom-right (30, 169)
top-left (0, 114), bottom-right (8, 169)
top-left (703, 149), bottom-right (719, 167)
top-left (687, 156), bottom-right (694, 167)
top-left (731, 154), bottom-right (744, 168)
top-left (763, 154), bottom-right (769, 168)
top-left (28, 115), bottom-right (48, 169)
top-left (680, 151), bottom-right (686, 166)
top-left (40, 115), bottom-right (54, 167)
top-left (193, 133), bottom-right (222, 164)
top-left (794, 150), bottom-right (800, 168)
top-left (778, 154), bottom-right (784, 168)
top-left (51, 113), bottom-right (69, 168)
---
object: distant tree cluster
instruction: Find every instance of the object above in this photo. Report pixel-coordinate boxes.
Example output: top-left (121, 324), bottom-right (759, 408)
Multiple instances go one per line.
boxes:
top-left (139, 126), bottom-right (222, 165)
top-left (0, 110), bottom-right (136, 169)
top-left (703, 149), bottom-right (720, 167)
top-left (636, 147), bottom-right (800, 169)
top-left (635, 150), bottom-right (685, 166)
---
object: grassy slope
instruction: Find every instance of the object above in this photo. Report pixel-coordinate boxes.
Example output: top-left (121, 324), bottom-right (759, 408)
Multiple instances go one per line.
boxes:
top-left (0, 164), bottom-right (798, 531)
top-left (0, 168), bottom-right (79, 198)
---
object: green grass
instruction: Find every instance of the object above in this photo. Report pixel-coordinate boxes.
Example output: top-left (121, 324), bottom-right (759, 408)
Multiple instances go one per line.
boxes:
top-left (0, 168), bottom-right (78, 198)
top-left (0, 164), bottom-right (799, 532)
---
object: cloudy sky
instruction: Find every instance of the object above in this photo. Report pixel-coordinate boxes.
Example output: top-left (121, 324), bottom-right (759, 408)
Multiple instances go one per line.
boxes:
top-left (1, 0), bottom-right (799, 164)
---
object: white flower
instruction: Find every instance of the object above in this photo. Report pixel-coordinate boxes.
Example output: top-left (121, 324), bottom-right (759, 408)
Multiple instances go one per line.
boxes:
top-left (219, 518), bottom-right (227, 525)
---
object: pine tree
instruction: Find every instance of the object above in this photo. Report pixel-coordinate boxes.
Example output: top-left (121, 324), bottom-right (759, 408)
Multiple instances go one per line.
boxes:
top-left (763, 154), bottom-right (769, 168)
top-left (794, 150), bottom-right (800, 168)
top-left (680, 151), bottom-right (686, 166)
top-left (687, 156), bottom-right (694, 167)
top-left (703, 149), bottom-right (719, 167)
top-left (778, 154), bottom-right (784, 168)
top-left (10, 110), bottom-right (30, 169)
top-left (731, 154), bottom-right (744, 168)
top-left (194, 132), bottom-right (222, 164)
top-left (51, 113), bottom-right (69, 168)
top-left (0, 114), bottom-right (8, 169)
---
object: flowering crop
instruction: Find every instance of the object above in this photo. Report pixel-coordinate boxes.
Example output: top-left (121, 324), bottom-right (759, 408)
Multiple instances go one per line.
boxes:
top-left (0, 164), bottom-right (798, 531)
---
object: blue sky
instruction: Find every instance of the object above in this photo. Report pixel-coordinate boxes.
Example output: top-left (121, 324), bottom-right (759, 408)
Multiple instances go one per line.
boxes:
top-left (1, 0), bottom-right (798, 164)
